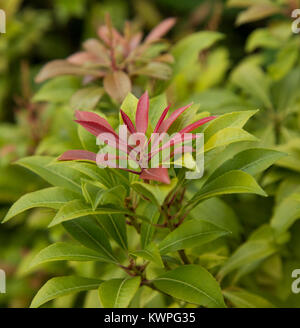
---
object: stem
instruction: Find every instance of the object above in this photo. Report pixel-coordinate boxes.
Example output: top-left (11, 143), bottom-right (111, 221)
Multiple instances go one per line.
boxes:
top-left (118, 264), bottom-right (137, 277)
top-left (106, 13), bottom-right (118, 71)
top-left (126, 214), bottom-right (140, 233)
top-left (274, 115), bottom-right (281, 145)
top-left (178, 250), bottom-right (191, 265)
top-left (125, 195), bottom-right (141, 233)
top-left (161, 205), bottom-right (173, 230)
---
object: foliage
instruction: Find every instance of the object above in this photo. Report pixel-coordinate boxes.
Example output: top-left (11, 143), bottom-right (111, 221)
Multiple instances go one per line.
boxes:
top-left (1, 0), bottom-right (300, 309)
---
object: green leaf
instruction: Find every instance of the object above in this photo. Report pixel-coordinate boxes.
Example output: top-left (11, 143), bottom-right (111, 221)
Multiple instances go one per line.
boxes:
top-left (49, 199), bottom-right (131, 227)
top-left (203, 110), bottom-right (258, 140)
top-left (131, 178), bottom-right (178, 207)
top-left (30, 242), bottom-right (110, 268)
top-left (231, 62), bottom-right (272, 109)
top-left (276, 139), bottom-right (300, 173)
top-left (204, 127), bottom-right (257, 152)
top-left (119, 92), bottom-right (138, 123)
top-left (133, 62), bottom-right (172, 80)
top-left (218, 226), bottom-right (277, 279)
top-left (70, 162), bottom-right (129, 190)
top-left (131, 243), bottom-right (163, 267)
top-left (153, 265), bottom-right (225, 308)
top-left (190, 170), bottom-right (267, 207)
top-left (78, 124), bottom-right (100, 153)
top-left (95, 214), bottom-right (128, 250)
top-left (159, 220), bottom-right (228, 254)
top-left (62, 216), bottom-right (118, 263)
top-left (2, 187), bottom-right (77, 223)
top-left (81, 180), bottom-right (127, 210)
top-left (268, 42), bottom-right (298, 80)
top-left (98, 277), bottom-right (141, 308)
top-left (71, 86), bottom-right (104, 110)
top-left (148, 93), bottom-right (168, 131)
top-left (172, 31), bottom-right (223, 75)
top-left (30, 276), bottom-right (102, 308)
top-left (190, 197), bottom-right (242, 240)
top-left (207, 148), bottom-right (285, 183)
top-left (246, 28), bottom-right (281, 52)
top-left (271, 193), bottom-right (300, 234)
top-left (16, 156), bottom-right (85, 194)
top-left (81, 179), bottom-right (104, 209)
top-left (33, 76), bottom-right (80, 103)
top-left (139, 202), bottom-right (160, 248)
top-left (272, 67), bottom-right (300, 112)
top-left (235, 4), bottom-right (280, 26)
top-left (168, 104), bottom-right (200, 136)
top-left (223, 288), bottom-right (275, 308)
top-left (95, 185), bottom-right (127, 208)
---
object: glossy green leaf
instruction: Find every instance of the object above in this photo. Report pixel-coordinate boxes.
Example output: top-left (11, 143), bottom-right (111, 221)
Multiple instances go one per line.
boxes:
top-left (2, 187), bottom-right (77, 223)
top-left (33, 76), bottom-right (80, 103)
top-left (236, 4), bottom-right (280, 26)
top-left (30, 242), bottom-right (109, 268)
top-left (16, 156), bottom-right (85, 194)
top-left (148, 93), bottom-right (168, 130)
top-left (70, 162), bottom-right (129, 190)
top-left (96, 185), bottom-right (127, 208)
top-left (119, 92), bottom-right (138, 123)
top-left (231, 62), bottom-right (272, 109)
top-left (203, 110), bottom-right (258, 140)
top-left (153, 265), bottom-right (225, 308)
top-left (139, 202), bottom-right (160, 248)
top-left (272, 67), bottom-right (300, 112)
top-left (159, 220), bottom-right (228, 254)
top-left (271, 193), bottom-right (300, 234)
top-left (218, 226), bottom-right (277, 279)
top-left (95, 214), bottom-right (128, 250)
top-left (77, 124), bottom-right (100, 153)
top-left (98, 277), bottom-right (141, 308)
top-left (268, 43), bottom-right (298, 80)
top-left (190, 170), bottom-right (267, 207)
top-left (204, 127), bottom-right (257, 152)
top-left (48, 199), bottom-right (131, 227)
top-left (30, 276), bottom-right (102, 308)
top-left (62, 216), bottom-right (118, 263)
top-left (131, 178), bottom-right (178, 207)
top-left (71, 86), bottom-right (104, 110)
top-left (190, 197), bottom-right (242, 239)
top-left (172, 31), bottom-right (223, 75)
top-left (207, 148), bottom-right (285, 183)
top-left (223, 288), bottom-right (275, 308)
top-left (131, 243), bottom-right (163, 267)
top-left (246, 28), bottom-right (281, 52)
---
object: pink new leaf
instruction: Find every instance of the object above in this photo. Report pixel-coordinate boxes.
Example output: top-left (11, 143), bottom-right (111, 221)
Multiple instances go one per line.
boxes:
top-left (67, 52), bottom-right (100, 65)
top-left (120, 109), bottom-right (136, 134)
top-left (75, 111), bottom-right (115, 133)
top-left (157, 103), bottom-right (193, 133)
top-left (149, 133), bottom-right (201, 160)
top-left (145, 18), bottom-right (176, 43)
top-left (135, 91), bottom-right (149, 134)
top-left (58, 150), bottom-right (97, 162)
top-left (153, 105), bottom-right (170, 133)
top-left (140, 168), bottom-right (170, 184)
top-left (179, 116), bottom-right (217, 134)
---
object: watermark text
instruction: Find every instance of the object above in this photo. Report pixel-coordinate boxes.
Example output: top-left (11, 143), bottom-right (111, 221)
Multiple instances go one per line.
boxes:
top-left (292, 9), bottom-right (300, 34)
top-left (0, 269), bottom-right (6, 293)
top-left (0, 9), bottom-right (6, 34)
top-left (96, 126), bottom-right (204, 180)
top-left (292, 269), bottom-right (300, 294)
